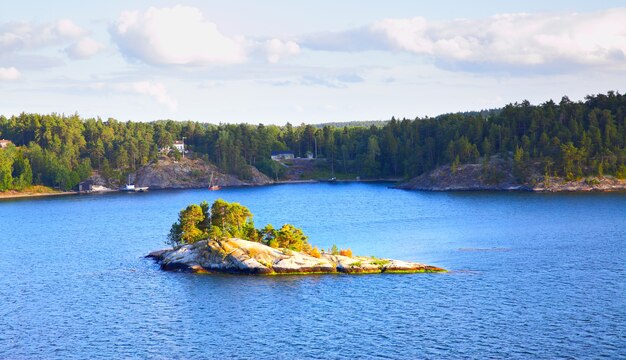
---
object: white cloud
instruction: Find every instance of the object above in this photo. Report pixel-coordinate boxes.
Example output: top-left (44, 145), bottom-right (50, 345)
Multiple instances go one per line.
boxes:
top-left (64, 37), bottom-right (105, 59)
top-left (111, 6), bottom-right (302, 66)
top-left (264, 38), bottom-right (300, 64)
top-left (55, 19), bottom-right (86, 38)
top-left (0, 66), bottom-right (21, 80)
top-left (91, 81), bottom-right (177, 111)
top-left (111, 5), bottom-right (247, 65)
top-left (302, 9), bottom-right (626, 73)
top-left (0, 19), bottom-right (86, 53)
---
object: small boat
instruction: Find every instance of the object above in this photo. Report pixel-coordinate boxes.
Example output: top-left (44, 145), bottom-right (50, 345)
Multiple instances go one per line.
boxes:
top-left (121, 184), bottom-right (135, 191)
top-left (208, 172), bottom-right (221, 191)
top-left (121, 175), bottom-right (149, 192)
top-left (328, 176), bottom-right (337, 182)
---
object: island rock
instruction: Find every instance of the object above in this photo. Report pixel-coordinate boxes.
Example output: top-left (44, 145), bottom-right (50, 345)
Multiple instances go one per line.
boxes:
top-left (147, 238), bottom-right (446, 275)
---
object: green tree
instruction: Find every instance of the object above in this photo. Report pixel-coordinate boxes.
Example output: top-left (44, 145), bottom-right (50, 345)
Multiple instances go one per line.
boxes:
top-left (209, 199), bottom-right (253, 238)
top-left (271, 224), bottom-right (310, 252)
top-left (168, 204), bottom-right (209, 246)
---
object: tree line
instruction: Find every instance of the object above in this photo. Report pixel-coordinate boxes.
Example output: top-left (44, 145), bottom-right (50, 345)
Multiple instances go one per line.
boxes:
top-left (1, 91), bottom-right (625, 190)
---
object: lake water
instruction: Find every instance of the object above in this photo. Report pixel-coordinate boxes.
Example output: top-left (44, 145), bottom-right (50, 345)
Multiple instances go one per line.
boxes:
top-left (0, 183), bottom-right (624, 359)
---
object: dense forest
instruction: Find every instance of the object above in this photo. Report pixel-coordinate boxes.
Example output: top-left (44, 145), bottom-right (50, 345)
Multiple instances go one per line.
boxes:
top-left (0, 91), bottom-right (625, 191)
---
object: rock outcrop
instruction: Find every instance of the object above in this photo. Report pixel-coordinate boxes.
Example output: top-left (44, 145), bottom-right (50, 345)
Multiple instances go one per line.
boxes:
top-left (397, 158), bottom-right (527, 191)
top-left (397, 157), bottom-right (626, 192)
top-left (147, 238), bottom-right (446, 275)
top-left (135, 157), bottom-right (272, 189)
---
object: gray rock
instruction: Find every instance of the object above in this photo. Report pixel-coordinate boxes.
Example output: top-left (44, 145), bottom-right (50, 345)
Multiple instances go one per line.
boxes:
top-left (135, 157), bottom-right (272, 189)
top-left (148, 238), bottom-right (446, 275)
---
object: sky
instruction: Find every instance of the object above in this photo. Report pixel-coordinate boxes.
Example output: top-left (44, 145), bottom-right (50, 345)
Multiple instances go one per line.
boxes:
top-left (1, 0), bottom-right (625, 124)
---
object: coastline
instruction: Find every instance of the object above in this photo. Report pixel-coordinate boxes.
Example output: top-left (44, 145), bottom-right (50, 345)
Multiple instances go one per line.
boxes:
top-left (0, 190), bottom-right (78, 200)
top-left (273, 178), bottom-right (401, 185)
top-left (3, 176), bottom-right (624, 202)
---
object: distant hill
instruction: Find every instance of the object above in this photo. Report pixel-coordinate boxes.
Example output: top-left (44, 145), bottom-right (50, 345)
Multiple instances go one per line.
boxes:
top-left (312, 120), bottom-right (389, 128)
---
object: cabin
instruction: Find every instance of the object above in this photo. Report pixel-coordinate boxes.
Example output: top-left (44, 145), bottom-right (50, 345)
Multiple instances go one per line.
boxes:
top-left (305, 151), bottom-right (314, 159)
top-left (77, 180), bottom-right (94, 193)
top-left (0, 139), bottom-right (13, 149)
top-left (271, 151), bottom-right (295, 160)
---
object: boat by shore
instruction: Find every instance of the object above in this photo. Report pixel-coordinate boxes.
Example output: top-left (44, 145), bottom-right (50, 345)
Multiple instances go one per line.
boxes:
top-left (208, 172), bottom-right (221, 191)
top-left (121, 184), bottom-right (149, 192)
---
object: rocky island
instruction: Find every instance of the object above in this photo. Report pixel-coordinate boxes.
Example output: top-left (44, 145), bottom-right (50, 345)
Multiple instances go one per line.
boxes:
top-left (148, 199), bottom-right (445, 275)
top-left (148, 238), bottom-right (445, 275)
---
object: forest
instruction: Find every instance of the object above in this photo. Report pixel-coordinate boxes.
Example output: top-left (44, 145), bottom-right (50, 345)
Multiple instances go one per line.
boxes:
top-left (0, 91), bottom-right (625, 191)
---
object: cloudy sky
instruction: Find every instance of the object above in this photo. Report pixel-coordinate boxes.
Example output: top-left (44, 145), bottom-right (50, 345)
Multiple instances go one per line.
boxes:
top-left (1, 0), bottom-right (625, 124)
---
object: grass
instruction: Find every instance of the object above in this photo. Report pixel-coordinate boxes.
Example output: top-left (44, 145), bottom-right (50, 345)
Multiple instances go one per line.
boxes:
top-left (0, 185), bottom-right (65, 198)
top-left (371, 259), bottom-right (390, 267)
top-left (25, 185), bottom-right (59, 193)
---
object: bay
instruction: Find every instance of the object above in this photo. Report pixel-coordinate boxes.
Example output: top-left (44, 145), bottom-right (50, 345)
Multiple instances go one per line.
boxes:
top-left (0, 183), bottom-right (624, 359)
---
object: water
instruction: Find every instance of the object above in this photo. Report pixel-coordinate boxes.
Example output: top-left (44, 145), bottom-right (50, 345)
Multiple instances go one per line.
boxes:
top-left (0, 183), bottom-right (624, 359)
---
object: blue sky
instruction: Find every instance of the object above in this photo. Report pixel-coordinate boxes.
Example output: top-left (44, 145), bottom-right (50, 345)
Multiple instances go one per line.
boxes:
top-left (1, 1), bottom-right (625, 124)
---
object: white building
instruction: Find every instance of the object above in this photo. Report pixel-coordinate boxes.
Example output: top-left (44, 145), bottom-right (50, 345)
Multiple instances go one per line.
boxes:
top-left (173, 140), bottom-right (185, 153)
top-left (271, 151), bottom-right (295, 160)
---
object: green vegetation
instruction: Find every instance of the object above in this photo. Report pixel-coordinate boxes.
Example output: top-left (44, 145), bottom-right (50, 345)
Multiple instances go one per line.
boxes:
top-left (0, 144), bottom-right (32, 191)
top-left (168, 199), bottom-right (313, 253)
top-left (1, 91), bottom-right (626, 191)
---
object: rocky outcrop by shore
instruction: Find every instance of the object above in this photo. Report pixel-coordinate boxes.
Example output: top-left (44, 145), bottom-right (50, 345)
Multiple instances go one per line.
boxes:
top-left (397, 157), bottom-right (626, 192)
top-left (147, 238), bottom-right (446, 275)
top-left (134, 157), bottom-right (272, 189)
top-left (397, 158), bottom-right (527, 191)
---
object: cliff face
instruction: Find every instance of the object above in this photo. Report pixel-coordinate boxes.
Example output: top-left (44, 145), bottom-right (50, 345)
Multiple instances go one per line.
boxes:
top-left (147, 238), bottom-right (446, 275)
top-left (397, 157), bottom-right (626, 192)
top-left (134, 157), bottom-right (272, 189)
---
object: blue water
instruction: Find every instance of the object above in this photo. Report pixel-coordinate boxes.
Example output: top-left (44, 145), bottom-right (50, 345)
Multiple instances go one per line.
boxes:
top-left (0, 183), bottom-right (624, 359)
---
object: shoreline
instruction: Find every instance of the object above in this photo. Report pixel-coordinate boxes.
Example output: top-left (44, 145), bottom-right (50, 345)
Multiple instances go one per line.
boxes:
top-left (274, 178), bottom-right (401, 185)
top-left (0, 179), bottom-right (397, 200)
top-left (0, 190), bottom-right (79, 200)
top-left (395, 186), bottom-right (626, 193)
top-left (3, 177), bottom-right (624, 201)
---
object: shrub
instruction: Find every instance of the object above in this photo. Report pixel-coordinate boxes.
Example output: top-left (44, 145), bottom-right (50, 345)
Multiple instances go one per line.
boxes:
top-left (308, 246), bottom-right (321, 258)
top-left (272, 224), bottom-right (310, 251)
top-left (339, 248), bottom-right (353, 257)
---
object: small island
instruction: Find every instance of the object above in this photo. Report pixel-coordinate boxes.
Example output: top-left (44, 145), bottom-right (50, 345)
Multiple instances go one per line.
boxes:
top-left (148, 199), bottom-right (446, 275)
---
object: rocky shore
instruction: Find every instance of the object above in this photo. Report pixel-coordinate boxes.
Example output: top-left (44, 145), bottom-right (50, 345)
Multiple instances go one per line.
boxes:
top-left (135, 157), bottom-right (273, 189)
top-left (147, 238), bottom-right (446, 275)
top-left (397, 158), bottom-right (626, 192)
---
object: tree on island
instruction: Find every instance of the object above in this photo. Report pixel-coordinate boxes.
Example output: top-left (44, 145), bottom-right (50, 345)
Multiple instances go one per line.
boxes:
top-left (168, 199), bottom-right (313, 253)
top-left (168, 201), bottom-right (210, 246)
